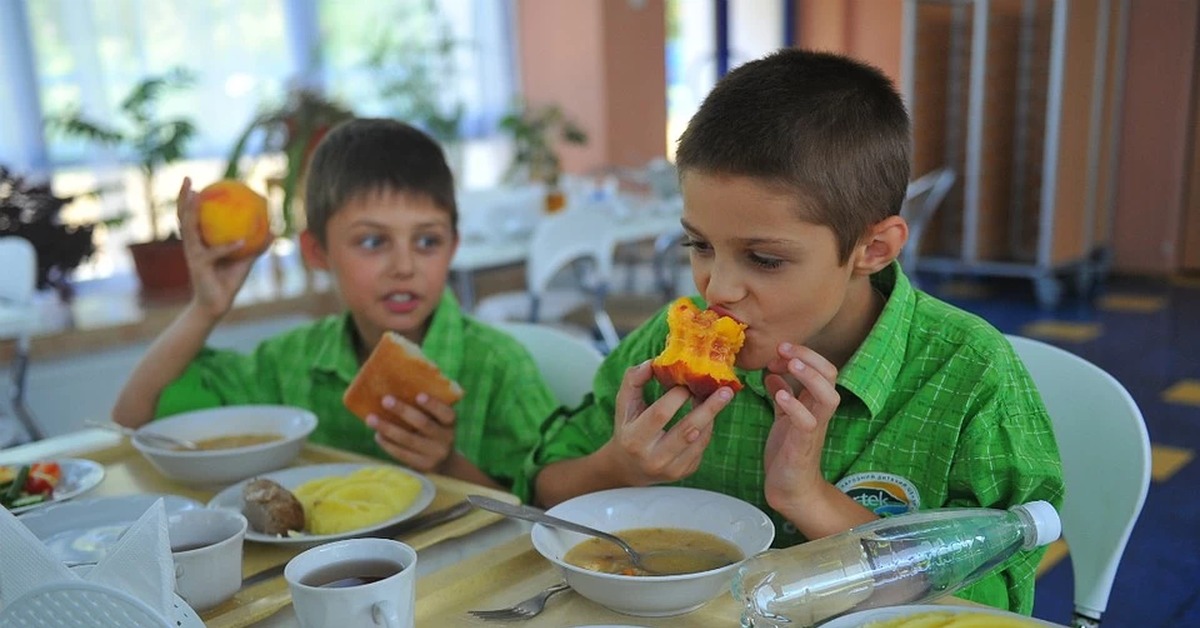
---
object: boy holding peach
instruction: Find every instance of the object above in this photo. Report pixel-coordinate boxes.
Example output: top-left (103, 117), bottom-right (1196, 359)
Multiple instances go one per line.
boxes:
top-left (114, 118), bottom-right (559, 491)
top-left (517, 50), bottom-right (1063, 614)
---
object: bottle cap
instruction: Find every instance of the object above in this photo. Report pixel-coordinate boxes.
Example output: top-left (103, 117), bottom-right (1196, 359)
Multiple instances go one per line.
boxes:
top-left (1012, 500), bottom-right (1062, 548)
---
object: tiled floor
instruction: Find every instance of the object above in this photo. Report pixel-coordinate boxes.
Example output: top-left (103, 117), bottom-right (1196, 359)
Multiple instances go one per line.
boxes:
top-left (916, 272), bottom-right (1200, 627)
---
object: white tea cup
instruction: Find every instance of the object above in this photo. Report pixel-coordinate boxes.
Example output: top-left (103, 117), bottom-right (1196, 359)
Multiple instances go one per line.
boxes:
top-left (167, 508), bottom-right (247, 611)
top-left (285, 538), bottom-right (417, 628)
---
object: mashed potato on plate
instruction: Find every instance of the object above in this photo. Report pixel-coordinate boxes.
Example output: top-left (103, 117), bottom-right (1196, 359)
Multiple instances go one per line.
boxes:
top-left (293, 466), bottom-right (423, 535)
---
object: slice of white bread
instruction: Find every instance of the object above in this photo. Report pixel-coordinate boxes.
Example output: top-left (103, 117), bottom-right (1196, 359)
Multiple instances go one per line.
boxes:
top-left (343, 331), bottom-right (464, 421)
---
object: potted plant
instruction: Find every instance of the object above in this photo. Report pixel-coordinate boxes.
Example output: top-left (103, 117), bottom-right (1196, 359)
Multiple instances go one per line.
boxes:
top-left (498, 103), bottom-right (588, 187)
top-left (45, 67), bottom-right (197, 296)
top-left (223, 86), bottom-right (354, 238)
top-left (0, 165), bottom-right (97, 301)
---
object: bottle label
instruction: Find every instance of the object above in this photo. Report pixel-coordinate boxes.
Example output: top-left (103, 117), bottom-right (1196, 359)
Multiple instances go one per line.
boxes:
top-left (836, 472), bottom-right (922, 517)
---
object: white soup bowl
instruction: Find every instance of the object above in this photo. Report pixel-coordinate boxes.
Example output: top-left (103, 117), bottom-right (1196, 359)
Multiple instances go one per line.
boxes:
top-left (530, 486), bottom-right (775, 617)
top-left (133, 405), bottom-right (317, 486)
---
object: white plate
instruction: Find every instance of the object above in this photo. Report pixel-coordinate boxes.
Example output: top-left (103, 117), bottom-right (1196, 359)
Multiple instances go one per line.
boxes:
top-left (18, 493), bottom-right (204, 564)
top-left (206, 462), bottom-right (436, 545)
top-left (6, 458), bottom-right (106, 515)
top-left (819, 604), bottom-right (1061, 627)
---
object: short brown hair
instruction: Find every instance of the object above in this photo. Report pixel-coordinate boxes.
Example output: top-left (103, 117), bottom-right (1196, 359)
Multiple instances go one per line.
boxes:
top-left (303, 118), bottom-right (457, 244)
top-left (676, 49), bottom-right (910, 263)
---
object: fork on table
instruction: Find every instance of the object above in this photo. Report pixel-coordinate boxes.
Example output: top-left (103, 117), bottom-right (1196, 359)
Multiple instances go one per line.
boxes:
top-left (467, 582), bottom-right (571, 621)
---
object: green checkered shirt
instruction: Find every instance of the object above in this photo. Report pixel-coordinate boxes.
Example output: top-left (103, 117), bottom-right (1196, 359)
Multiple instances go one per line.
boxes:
top-left (517, 264), bottom-right (1063, 614)
top-left (157, 290), bottom-right (559, 489)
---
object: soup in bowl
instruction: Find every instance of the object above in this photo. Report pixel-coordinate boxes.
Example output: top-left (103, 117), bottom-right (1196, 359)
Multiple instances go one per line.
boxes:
top-left (133, 405), bottom-right (317, 486)
top-left (531, 486), bottom-right (774, 617)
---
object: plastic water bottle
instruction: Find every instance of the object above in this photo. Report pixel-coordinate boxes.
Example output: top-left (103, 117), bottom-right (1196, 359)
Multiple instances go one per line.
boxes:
top-left (732, 501), bottom-right (1061, 627)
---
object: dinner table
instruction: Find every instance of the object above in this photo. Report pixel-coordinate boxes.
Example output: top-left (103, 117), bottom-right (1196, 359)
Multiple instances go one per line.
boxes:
top-left (1, 428), bottom-right (762, 627)
top-left (1, 429), bottom-right (1066, 627)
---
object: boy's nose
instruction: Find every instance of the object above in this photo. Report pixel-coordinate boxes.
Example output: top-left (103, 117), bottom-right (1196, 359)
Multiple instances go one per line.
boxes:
top-left (387, 248), bottom-right (417, 277)
top-left (702, 260), bottom-right (745, 305)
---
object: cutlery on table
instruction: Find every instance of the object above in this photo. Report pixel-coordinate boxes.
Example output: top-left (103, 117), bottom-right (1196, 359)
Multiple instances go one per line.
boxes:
top-left (466, 494), bottom-right (663, 575)
top-left (467, 582), bottom-right (571, 621)
top-left (83, 420), bottom-right (199, 451)
top-left (240, 500), bottom-right (475, 588)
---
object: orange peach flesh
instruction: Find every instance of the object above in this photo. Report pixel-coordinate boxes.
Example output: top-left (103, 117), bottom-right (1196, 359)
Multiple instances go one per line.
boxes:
top-left (651, 298), bottom-right (746, 398)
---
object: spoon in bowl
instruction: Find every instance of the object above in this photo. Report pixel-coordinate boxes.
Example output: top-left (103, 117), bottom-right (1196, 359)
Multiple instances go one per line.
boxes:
top-left (84, 420), bottom-right (200, 451)
top-left (467, 495), bottom-right (661, 575)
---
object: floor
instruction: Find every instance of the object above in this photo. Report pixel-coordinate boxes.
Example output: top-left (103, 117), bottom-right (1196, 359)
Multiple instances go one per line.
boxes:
top-left (911, 272), bottom-right (1200, 627)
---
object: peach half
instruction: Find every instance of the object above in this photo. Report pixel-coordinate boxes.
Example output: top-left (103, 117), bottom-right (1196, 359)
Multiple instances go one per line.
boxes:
top-left (196, 180), bottom-right (270, 260)
top-left (651, 297), bottom-right (747, 399)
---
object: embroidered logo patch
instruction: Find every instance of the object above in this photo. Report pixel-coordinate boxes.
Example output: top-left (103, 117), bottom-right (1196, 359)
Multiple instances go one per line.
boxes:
top-left (836, 472), bottom-right (921, 516)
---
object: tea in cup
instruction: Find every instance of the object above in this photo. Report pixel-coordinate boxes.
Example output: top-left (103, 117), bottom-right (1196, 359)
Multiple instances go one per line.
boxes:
top-left (167, 508), bottom-right (247, 611)
top-left (285, 538), bottom-right (417, 628)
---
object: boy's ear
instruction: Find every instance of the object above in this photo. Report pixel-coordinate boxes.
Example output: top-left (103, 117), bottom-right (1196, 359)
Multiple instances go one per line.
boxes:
top-left (299, 230), bottom-right (329, 270)
top-left (853, 216), bottom-right (908, 275)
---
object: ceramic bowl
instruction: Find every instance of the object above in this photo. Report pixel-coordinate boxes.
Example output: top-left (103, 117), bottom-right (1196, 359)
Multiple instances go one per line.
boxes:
top-left (530, 486), bottom-right (775, 617)
top-left (132, 405), bottom-right (317, 486)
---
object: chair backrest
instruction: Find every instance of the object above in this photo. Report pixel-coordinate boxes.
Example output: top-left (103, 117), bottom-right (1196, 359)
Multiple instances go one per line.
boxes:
top-left (490, 321), bottom-right (604, 408)
top-left (1005, 335), bottom-right (1151, 625)
top-left (525, 208), bottom-right (617, 297)
top-left (899, 168), bottom-right (956, 274)
top-left (0, 237), bottom-right (37, 304)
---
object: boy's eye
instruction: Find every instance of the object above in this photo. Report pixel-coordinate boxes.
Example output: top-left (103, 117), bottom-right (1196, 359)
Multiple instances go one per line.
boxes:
top-left (681, 237), bottom-right (712, 254)
top-left (748, 253), bottom-right (784, 270)
top-left (357, 234), bottom-right (386, 250)
top-left (416, 234), bottom-right (444, 250)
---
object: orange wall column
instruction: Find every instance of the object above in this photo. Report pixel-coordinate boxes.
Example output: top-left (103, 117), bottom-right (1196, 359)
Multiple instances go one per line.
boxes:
top-left (514, 0), bottom-right (668, 174)
top-left (1111, 0), bottom-right (1198, 274)
top-left (795, 0), bottom-right (904, 85)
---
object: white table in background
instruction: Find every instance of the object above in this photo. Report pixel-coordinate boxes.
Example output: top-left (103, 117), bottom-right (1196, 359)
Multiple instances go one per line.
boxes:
top-left (450, 197), bottom-right (683, 311)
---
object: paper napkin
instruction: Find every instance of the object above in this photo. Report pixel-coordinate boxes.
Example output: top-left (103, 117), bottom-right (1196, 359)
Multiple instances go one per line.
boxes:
top-left (0, 498), bottom-right (176, 620)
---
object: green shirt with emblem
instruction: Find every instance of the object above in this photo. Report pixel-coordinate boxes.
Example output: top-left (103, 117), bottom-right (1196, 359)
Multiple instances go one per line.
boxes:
top-left (516, 264), bottom-right (1064, 614)
top-left (156, 290), bottom-right (559, 490)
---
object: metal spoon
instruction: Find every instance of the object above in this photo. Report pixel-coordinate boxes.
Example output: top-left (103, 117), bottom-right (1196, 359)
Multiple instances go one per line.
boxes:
top-left (467, 495), bottom-right (661, 575)
top-left (84, 420), bottom-right (199, 451)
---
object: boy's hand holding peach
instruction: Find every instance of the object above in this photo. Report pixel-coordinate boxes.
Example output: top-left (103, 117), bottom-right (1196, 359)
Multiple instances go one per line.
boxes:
top-left (598, 360), bottom-right (735, 487)
top-left (176, 177), bottom-right (269, 320)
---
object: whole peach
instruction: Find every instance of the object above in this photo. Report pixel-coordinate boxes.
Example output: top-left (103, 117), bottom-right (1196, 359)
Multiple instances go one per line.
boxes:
top-left (196, 180), bottom-right (270, 260)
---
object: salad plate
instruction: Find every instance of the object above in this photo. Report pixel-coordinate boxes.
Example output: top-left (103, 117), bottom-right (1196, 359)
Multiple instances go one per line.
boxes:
top-left (207, 462), bottom-right (436, 545)
top-left (4, 458), bottom-right (106, 515)
top-left (18, 493), bottom-right (203, 564)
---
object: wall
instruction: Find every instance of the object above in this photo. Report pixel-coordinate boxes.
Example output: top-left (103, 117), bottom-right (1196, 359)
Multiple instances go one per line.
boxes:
top-left (795, 0), bottom-right (903, 84)
top-left (1111, 0), bottom-right (1198, 274)
top-left (514, 0), bottom-right (668, 175)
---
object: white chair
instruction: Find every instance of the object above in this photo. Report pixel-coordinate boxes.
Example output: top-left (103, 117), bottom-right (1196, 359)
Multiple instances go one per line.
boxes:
top-left (490, 321), bottom-right (604, 408)
top-left (0, 237), bottom-right (43, 442)
top-left (899, 168), bottom-right (956, 285)
top-left (1005, 335), bottom-right (1151, 628)
top-left (474, 208), bottom-right (620, 352)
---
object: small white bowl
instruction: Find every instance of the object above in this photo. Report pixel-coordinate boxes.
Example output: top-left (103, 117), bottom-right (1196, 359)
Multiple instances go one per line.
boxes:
top-left (133, 405), bottom-right (317, 487)
top-left (531, 486), bottom-right (775, 617)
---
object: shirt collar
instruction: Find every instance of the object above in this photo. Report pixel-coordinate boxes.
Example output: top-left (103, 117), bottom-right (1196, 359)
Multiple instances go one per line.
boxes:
top-left (837, 262), bottom-right (913, 417)
top-left (310, 313), bottom-right (361, 382)
top-left (418, 288), bottom-right (466, 384)
top-left (310, 288), bottom-right (466, 382)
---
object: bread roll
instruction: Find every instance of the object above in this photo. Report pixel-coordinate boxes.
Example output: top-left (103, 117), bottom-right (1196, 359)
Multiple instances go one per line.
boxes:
top-left (343, 331), bottom-right (464, 421)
